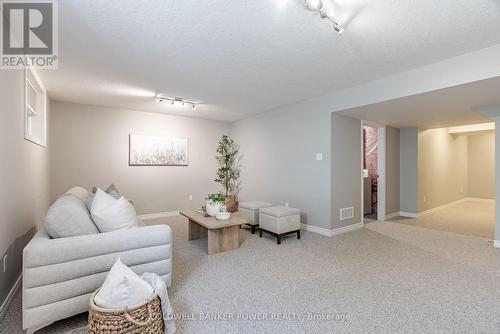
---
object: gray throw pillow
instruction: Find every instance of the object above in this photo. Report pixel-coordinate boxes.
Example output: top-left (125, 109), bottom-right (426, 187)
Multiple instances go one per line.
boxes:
top-left (45, 194), bottom-right (99, 238)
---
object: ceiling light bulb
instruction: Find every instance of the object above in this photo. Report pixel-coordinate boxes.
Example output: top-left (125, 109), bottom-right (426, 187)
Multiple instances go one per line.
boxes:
top-left (305, 0), bottom-right (322, 11)
top-left (157, 98), bottom-right (164, 103)
top-left (192, 104), bottom-right (196, 110)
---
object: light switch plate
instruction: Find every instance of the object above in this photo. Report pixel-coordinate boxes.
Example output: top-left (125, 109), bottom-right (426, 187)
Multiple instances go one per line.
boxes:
top-left (315, 153), bottom-right (323, 161)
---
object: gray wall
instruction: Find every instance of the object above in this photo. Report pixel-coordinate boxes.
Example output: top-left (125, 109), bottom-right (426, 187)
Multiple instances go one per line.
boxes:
top-left (331, 114), bottom-right (361, 228)
top-left (50, 101), bottom-right (230, 214)
top-left (385, 126), bottom-right (400, 216)
top-left (0, 71), bottom-right (50, 311)
top-left (230, 106), bottom-right (331, 229)
top-left (468, 133), bottom-right (495, 199)
top-left (399, 128), bottom-right (418, 213)
top-left (418, 128), bottom-right (468, 212)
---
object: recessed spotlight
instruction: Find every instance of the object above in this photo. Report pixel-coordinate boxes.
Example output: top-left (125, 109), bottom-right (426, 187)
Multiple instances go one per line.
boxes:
top-left (304, 0), bottom-right (345, 35)
top-left (334, 22), bottom-right (344, 35)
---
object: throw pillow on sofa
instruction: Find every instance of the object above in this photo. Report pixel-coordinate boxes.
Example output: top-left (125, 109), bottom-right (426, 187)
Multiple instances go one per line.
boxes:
top-left (65, 186), bottom-right (90, 202)
top-left (91, 188), bottom-right (140, 232)
top-left (87, 184), bottom-right (121, 211)
top-left (94, 258), bottom-right (154, 309)
top-left (44, 194), bottom-right (99, 238)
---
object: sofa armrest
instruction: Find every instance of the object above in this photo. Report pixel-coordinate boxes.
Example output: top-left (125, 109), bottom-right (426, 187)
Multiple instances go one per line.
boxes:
top-left (22, 224), bottom-right (172, 331)
top-left (24, 224), bottom-right (172, 268)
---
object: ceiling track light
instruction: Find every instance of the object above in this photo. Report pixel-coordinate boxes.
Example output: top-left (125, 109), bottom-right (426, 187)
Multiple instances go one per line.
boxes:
top-left (304, 0), bottom-right (344, 35)
top-left (157, 95), bottom-right (200, 110)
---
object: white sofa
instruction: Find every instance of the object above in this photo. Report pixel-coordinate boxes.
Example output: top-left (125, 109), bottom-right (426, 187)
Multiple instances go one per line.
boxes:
top-left (22, 189), bottom-right (172, 333)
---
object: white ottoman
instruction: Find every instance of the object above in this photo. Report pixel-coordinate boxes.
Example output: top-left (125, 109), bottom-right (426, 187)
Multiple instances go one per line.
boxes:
top-left (239, 201), bottom-right (273, 234)
top-left (259, 206), bottom-right (301, 244)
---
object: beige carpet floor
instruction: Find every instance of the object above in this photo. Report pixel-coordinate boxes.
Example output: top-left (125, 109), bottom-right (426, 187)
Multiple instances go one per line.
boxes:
top-left (2, 211), bottom-right (500, 333)
top-left (388, 199), bottom-right (494, 239)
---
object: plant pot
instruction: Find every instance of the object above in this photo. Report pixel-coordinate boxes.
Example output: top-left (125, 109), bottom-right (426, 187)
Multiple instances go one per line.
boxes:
top-left (206, 201), bottom-right (222, 217)
top-left (225, 195), bottom-right (238, 213)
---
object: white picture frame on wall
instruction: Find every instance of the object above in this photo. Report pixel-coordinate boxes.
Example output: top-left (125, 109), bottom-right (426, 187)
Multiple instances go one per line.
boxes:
top-left (129, 134), bottom-right (189, 166)
top-left (24, 68), bottom-right (48, 148)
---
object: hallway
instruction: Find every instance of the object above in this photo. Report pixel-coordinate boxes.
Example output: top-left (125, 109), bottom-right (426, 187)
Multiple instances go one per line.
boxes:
top-left (388, 199), bottom-right (494, 239)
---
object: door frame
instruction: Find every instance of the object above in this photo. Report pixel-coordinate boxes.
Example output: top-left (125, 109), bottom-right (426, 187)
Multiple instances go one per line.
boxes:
top-left (361, 121), bottom-right (386, 223)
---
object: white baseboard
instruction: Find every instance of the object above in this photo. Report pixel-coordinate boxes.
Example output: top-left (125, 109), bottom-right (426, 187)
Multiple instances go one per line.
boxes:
top-left (300, 224), bottom-right (332, 236)
top-left (301, 222), bottom-right (363, 237)
top-left (493, 240), bottom-right (500, 249)
top-left (0, 274), bottom-right (22, 322)
top-left (138, 211), bottom-right (180, 220)
top-left (399, 211), bottom-right (418, 218)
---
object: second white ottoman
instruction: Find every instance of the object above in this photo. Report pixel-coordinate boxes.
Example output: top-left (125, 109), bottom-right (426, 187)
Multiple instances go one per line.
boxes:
top-left (239, 201), bottom-right (273, 234)
top-left (259, 206), bottom-right (301, 244)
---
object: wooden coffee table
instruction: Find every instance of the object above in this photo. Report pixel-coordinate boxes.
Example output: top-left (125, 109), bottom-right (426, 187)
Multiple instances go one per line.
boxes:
top-left (180, 209), bottom-right (249, 255)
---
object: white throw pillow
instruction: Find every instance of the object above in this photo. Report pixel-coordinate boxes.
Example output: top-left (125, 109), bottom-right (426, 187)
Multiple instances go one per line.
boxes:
top-left (94, 258), bottom-right (154, 309)
top-left (91, 188), bottom-right (140, 232)
top-left (65, 186), bottom-right (90, 202)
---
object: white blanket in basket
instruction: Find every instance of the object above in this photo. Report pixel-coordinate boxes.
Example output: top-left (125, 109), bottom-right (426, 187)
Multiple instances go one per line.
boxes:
top-left (141, 273), bottom-right (176, 334)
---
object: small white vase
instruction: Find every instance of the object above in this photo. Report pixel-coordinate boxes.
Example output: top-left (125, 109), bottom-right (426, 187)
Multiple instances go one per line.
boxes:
top-left (206, 201), bottom-right (221, 217)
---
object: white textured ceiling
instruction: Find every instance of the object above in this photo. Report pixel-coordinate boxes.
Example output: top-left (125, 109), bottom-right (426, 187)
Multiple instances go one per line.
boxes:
top-left (338, 76), bottom-right (500, 129)
top-left (39, 0), bottom-right (500, 122)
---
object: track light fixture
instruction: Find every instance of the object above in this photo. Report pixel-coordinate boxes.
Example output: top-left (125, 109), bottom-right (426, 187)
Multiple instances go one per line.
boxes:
top-left (157, 95), bottom-right (200, 110)
top-left (304, 0), bottom-right (344, 35)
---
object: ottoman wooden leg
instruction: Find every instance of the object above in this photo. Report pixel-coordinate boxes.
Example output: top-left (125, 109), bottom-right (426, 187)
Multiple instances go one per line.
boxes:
top-left (251, 225), bottom-right (256, 234)
top-left (277, 234), bottom-right (281, 245)
top-left (297, 230), bottom-right (301, 239)
top-left (259, 229), bottom-right (263, 237)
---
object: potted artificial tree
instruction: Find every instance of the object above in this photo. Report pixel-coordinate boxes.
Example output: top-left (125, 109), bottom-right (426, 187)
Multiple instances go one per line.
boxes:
top-left (215, 135), bottom-right (242, 212)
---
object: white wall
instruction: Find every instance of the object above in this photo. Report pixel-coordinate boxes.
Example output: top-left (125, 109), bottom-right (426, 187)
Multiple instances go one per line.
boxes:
top-left (468, 133), bottom-right (495, 199)
top-left (418, 128), bottom-right (468, 212)
top-left (50, 102), bottom-right (230, 214)
top-left (231, 105), bottom-right (331, 229)
top-left (399, 128), bottom-right (419, 213)
top-left (331, 114), bottom-right (361, 229)
top-left (0, 71), bottom-right (50, 308)
top-left (230, 44), bottom-right (500, 230)
top-left (385, 126), bottom-right (400, 216)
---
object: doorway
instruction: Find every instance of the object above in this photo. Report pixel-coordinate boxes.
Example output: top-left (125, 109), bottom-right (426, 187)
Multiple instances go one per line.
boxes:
top-left (362, 123), bottom-right (384, 223)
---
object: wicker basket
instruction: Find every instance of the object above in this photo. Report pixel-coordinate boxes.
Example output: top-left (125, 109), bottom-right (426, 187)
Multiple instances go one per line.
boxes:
top-left (88, 290), bottom-right (165, 334)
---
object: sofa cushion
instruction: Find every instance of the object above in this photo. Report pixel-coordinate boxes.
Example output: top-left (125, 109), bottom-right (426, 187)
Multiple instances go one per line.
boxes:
top-left (44, 195), bottom-right (99, 238)
top-left (260, 206), bottom-right (300, 218)
top-left (239, 201), bottom-right (273, 210)
top-left (65, 186), bottom-right (90, 202)
top-left (91, 189), bottom-right (140, 233)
